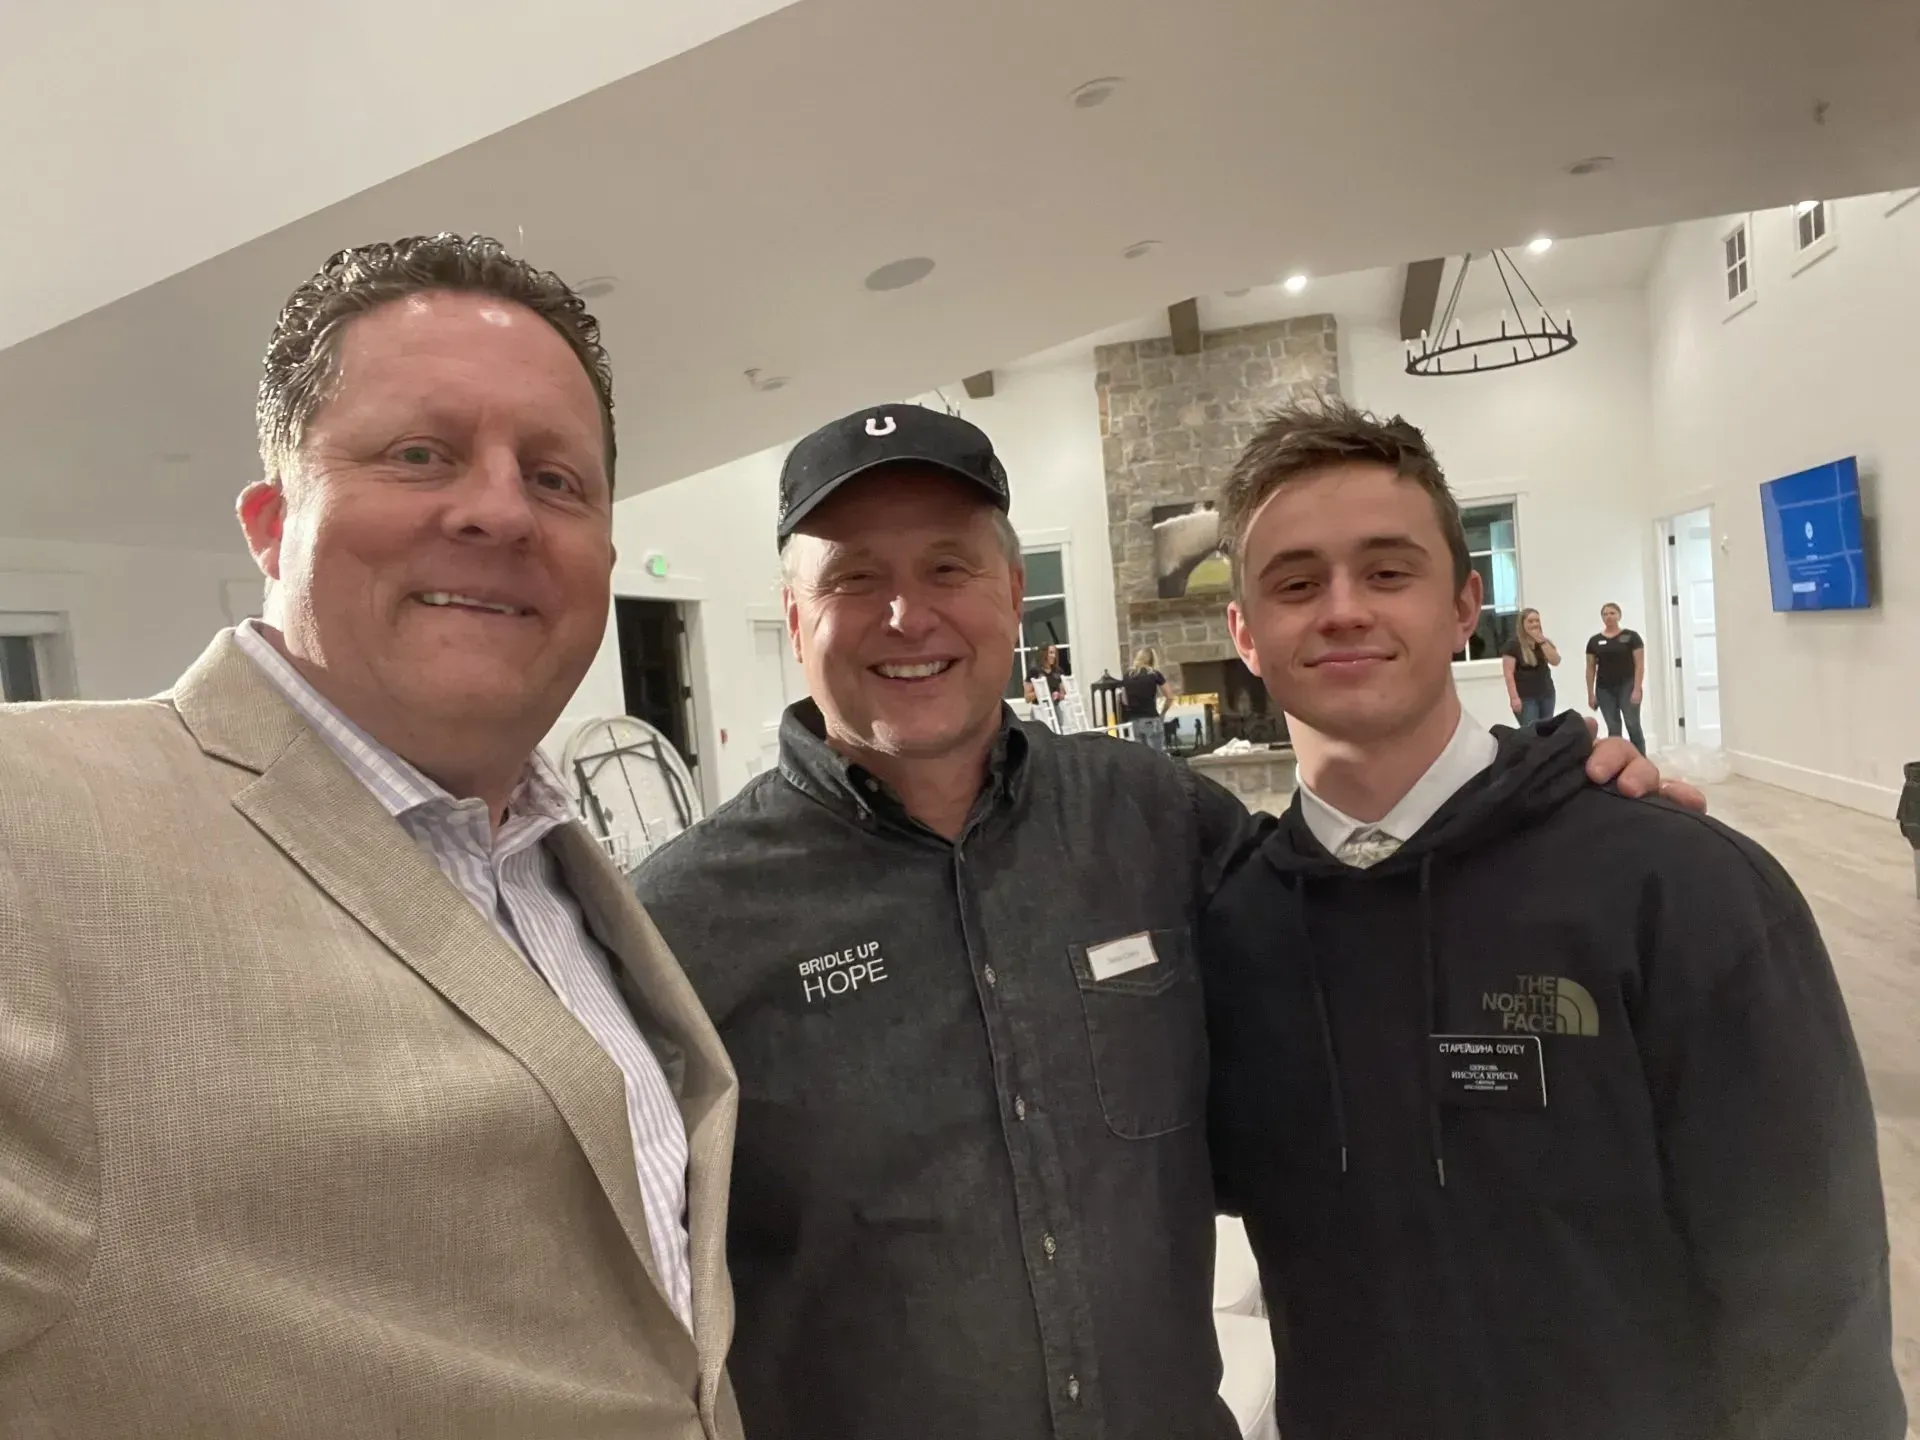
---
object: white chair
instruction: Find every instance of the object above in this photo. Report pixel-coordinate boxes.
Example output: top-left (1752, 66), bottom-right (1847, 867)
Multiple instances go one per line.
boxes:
top-left (1212, 1216), bottom-right (1264, 1317)
top-left (1214, 1311), bottom-right (1279, 1440)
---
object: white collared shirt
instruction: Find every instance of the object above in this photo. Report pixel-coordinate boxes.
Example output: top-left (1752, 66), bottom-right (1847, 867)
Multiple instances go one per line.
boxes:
top-left (1298, 707), bottom-right (1499, 861)
top-left (234, 621), bottom-right (694, 1325)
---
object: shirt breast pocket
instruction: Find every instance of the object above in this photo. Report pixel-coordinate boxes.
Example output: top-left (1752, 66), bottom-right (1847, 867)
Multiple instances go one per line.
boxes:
top-left (1068, 927), bottom-right (1208, 1140)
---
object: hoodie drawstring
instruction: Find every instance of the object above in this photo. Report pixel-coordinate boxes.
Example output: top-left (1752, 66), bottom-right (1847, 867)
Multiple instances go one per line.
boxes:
top-left (1418, 853), bottom-right (1447, 1188)
top-left (1294, 880), bottom-right (1351, 1176)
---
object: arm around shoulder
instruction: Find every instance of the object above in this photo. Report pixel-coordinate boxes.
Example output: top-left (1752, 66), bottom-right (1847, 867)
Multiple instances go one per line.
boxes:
top-left (0, 832), bottom-right (99, 1356)
top-left (1636, 825), bottom-right (1906, 1435)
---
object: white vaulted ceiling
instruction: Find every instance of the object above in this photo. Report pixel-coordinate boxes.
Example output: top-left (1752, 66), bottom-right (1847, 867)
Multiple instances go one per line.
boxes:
top-left (3, 0), bottom-right (1918, 552)
top-left (0, 0), bottom-right (803, 350)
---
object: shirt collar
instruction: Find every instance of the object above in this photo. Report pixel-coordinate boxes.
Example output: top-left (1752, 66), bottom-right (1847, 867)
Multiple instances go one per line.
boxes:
top-left (233, 619), bottom-right (571, 831)
top-left (777, 698), bottom-right (1029, 824)
top-left (1296, 707), bottom-right (1498, 857)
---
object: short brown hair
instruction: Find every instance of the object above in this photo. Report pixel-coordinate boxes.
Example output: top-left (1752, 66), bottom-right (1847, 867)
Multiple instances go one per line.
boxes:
top-left (256, 233), bottom-right (616, 487)
top-left (1217, 399), bottom-right (1469, 597)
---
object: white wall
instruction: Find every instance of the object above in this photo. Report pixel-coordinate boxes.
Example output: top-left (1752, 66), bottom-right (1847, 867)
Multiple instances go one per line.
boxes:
top-left (547, 444), bottom-right (789, 807)
top-left (0, 536), bottom-right (260, 700)
top-left (1648, 193), bottom-right (1920, 813)
top-left (949, 360), bottom-right (1122, 682)
top-left (1343, 290), bottom-right (1663, 736)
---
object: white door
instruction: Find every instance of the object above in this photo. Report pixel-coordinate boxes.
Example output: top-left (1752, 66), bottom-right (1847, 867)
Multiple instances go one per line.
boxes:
top-left (748, 620), bottom-right (804, 777)
top-left (1669, 508), bottom-right (1722, 749)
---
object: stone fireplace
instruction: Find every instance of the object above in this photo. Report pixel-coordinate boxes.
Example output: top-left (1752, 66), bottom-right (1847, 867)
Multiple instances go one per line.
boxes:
top-left (1098, 315), bottom-right (1341, 698)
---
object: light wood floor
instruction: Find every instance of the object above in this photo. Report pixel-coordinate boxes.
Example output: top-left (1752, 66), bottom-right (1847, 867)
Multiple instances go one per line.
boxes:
top-left (1245, 774), bottom-right (1920, 1430)
top-left (1701, 778), bottom-right (1920, 1433)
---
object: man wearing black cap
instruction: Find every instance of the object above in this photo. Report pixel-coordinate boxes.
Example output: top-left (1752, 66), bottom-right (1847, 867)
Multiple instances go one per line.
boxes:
top-left (634, 402), bottom-right (1249, 1440)
top-left (632, 402), bottom-right (1686, 1440)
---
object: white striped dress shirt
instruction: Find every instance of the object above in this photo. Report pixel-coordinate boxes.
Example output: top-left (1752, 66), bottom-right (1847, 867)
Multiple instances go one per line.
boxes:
top-left (235, 621), bottom-right (693, 1324)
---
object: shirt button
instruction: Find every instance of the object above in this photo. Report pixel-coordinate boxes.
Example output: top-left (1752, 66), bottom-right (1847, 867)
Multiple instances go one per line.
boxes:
top-left (1067, 1377), bottom-right (1081, 1402)
top-left (1043, 1233), bottom-right (1057, 1258)
top-left (1013, 1096), bottom-right (1027, 1121)
top-left (983, 964), bottom-right (998, 988)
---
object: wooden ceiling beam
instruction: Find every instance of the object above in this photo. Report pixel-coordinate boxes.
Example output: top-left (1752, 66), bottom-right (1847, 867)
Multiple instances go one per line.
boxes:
top-left (1168, 297), bottom-right (1202, 355)
top-left (1399, 258), bottom-right (1445, 342)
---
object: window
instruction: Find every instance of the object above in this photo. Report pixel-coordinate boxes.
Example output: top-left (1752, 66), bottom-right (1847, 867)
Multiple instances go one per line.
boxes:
top-left (1454, 500), bottom-right (1520, 662)
top-left (1006, 546), bottom-right (1073, 698)
top-left (1721, 216), bottom-right (1756, 319)
top-left (1790, 199), bottom-right (1837, 273)
top-left (1723, 222), bottom-right (1750, 302)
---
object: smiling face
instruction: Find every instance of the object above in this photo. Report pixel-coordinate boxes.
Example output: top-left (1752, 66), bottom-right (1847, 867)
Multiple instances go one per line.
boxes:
top-left (783, 467), bottom-right (1022, 766)
top-left (1227, 461), bottom-right (1480, 746)
top-left (238, 290), bottom-right (614, 762)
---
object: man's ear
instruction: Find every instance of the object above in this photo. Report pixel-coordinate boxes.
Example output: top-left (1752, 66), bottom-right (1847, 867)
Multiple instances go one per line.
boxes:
top-left (783, 585), bottom-right (804, 664)
top-left (1227, 597), bottom-right (1263, 678)
top-left (1454, 569), bottom-right (1485, 650)
top-left (237, 480), bottom-right (286, 581)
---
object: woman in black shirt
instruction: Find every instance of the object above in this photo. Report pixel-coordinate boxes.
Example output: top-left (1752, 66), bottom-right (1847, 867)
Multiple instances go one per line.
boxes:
top-left (1500, 608), bottom-right (1560, 725)
top-left (1585, 602), bottom-right (1647, 754)
top-left (1120, 646), bottom-right (1172, 751)
top-left (1023, 643), bottom-right (1066, 706)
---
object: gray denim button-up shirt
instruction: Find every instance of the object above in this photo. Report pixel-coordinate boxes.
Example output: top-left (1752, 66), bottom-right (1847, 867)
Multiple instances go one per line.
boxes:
top-left (633, 701), bottom-right (1260, 1440)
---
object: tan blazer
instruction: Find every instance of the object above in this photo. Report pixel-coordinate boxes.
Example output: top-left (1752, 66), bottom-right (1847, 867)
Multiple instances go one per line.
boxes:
top-left (0, 633), bottom-right (742, 1439)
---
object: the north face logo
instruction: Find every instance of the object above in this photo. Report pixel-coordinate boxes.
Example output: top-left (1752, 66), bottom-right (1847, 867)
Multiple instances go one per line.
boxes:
top-left (1480, 975), bottom-right (1600, 1037)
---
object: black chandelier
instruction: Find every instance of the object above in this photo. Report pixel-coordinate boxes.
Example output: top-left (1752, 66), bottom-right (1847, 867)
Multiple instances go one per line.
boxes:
top-left (1405, 247), bottom-right (1576, 377)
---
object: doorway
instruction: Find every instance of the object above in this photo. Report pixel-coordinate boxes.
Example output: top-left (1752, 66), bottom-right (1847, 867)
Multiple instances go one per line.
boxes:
top-left (1658, 507), bottom-right (1722, 750)
top-left (615, 598), bottom-right (700, 783)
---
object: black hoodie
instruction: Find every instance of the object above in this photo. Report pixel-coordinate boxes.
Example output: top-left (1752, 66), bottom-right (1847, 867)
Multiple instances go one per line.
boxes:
top-left (1202, 715), bottom-right (1904, 1440)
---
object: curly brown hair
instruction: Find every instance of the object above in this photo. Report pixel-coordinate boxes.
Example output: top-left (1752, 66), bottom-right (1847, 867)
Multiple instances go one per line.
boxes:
top-left (1217, 399), bottom-right (1468, 598)
top-left (256, 233), bottom-right (616, 488)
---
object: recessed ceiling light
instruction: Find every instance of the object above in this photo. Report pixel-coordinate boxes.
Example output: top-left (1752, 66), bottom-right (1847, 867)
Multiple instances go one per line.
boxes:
top-left (1070, 76), bottom-right (1125, 109)
top-left (865, 257), bottom-right (936, 292)
top-left (1283, 274), bottom-right (1309, 294)
top-left (1527, 236), bottom-right (1554, 255)
top-left (1224, 288), bottom-right (1251, 298)
top-left (576, 276), bottom-right (618, 299)
top-left (1122, 239), bottom-right (1160, 260)
top-left (1566, 155), bottom-right (1614, 176)
top-left (745, 368), bottom-right (790, 393)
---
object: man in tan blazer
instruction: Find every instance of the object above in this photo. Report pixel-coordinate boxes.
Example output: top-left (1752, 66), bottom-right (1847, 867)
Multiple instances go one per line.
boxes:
top-left (0, 234), bottom-right (742, 1438)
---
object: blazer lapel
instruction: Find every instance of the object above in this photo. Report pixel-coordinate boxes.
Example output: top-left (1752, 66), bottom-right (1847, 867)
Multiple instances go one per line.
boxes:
top-left (551, 823), bottom-right (738, 1411)
top-left (171, 633), bottom-right (677, 1314)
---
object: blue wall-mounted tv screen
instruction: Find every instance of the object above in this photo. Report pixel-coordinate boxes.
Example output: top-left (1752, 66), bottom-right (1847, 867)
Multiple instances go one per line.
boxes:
top-left (1759, 457), bottom-right (1869, 612)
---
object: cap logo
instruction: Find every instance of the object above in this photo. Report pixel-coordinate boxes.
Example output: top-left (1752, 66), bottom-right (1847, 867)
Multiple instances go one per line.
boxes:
top-left (865, 415), bottom-right (898, 437)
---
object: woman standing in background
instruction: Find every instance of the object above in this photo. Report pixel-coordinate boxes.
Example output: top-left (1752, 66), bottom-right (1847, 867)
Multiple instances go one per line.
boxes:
top-left (1502, 608), bottom-right (1560, 725)
top-left (1586, 602), bottom-right (1647, 754)
top-left (1121, 647), bottom-right (1173, 751)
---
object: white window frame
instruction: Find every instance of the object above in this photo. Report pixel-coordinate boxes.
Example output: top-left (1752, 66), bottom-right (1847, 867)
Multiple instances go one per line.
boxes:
top-left (1009, 534), bottom-right (1077, 699)
top-left (1453, 497), bottom-right (1523, 667)
top-left (1789, 199), bottom-right (1837, 274)
top-left (1721, 215), bottom-right (1757, 321)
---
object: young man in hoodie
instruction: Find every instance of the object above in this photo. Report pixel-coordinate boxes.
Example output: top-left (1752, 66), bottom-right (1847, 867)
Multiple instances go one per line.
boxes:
top-left (1201, 402), bottom-right (1905, 1440)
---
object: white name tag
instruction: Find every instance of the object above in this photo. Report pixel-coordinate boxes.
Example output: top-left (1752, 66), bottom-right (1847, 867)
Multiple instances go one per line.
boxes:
top-left (1086, 932), bottom-right (1159, 981)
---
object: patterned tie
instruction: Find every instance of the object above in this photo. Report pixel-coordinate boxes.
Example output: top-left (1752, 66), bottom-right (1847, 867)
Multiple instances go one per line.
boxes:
top-left (1335, 825), bottom-right (1403, 869)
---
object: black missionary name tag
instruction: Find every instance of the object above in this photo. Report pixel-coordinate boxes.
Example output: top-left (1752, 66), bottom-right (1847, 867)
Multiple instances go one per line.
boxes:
top-left (1429, 1035), bottom-right (1547, 1110)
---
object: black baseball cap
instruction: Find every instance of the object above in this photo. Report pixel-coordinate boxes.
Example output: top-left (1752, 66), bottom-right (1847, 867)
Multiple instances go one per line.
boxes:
top-left (776, 403), bottom-right (1010, 542)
